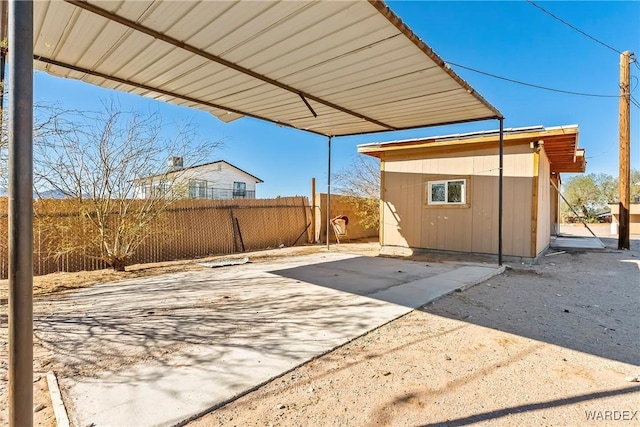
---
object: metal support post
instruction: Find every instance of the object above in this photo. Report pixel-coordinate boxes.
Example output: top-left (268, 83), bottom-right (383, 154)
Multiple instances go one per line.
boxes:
top-left (326, 136), bottom-right (332, 249)
top-left (498, 118), bottom-right (504, 266)
top-left (8, 0), bottom-right (34, 425)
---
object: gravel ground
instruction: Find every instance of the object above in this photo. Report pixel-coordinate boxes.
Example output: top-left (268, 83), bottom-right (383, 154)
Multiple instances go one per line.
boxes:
top-left (189, 230), bottom-right (639, 427)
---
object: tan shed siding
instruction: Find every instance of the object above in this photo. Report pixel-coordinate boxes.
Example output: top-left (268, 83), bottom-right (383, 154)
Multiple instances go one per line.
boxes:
top-left (501, 146), bottom-right (534, 257)
top-left (550, 175), bottom-right (560, 236)
top-left (536, 150), bottom-right (552, 255)
top-left (470, 150), bottom-right (497, 254)
top-left (382, 162), bottom-right (422, 248)
top-left (382, 145), bottom-right (534, 257)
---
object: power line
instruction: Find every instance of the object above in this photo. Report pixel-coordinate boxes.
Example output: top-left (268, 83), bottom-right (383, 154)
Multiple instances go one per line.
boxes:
top-left (526, 0), bottom-right (623, 55)
top-left (446, 61), bottom-right (620, 98)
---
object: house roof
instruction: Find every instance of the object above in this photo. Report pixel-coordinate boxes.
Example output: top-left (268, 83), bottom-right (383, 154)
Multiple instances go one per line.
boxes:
top-left (358, 125), bottom-right (586, 174)
top-left (139, 160), bottom-right (264, 183)
top-left (31, 0), bottom-right (502, 138)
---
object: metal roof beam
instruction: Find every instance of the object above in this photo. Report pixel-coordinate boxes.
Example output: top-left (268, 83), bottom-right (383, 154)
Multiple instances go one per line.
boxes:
top-left (34, 54), bottom-right (328, 137)
top-left (64, 0), bottom-right (397, 133)
top-left (369, 0), bottom-right (502, 120)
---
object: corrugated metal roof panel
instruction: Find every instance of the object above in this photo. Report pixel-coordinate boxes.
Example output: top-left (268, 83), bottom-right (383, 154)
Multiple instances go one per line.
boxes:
top-left (32, 0), bottom-right (501, 136)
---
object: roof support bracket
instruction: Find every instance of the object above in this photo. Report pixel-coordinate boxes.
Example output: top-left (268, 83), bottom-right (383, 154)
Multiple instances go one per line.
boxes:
top-left (299, 93), bottom-right (317, 118)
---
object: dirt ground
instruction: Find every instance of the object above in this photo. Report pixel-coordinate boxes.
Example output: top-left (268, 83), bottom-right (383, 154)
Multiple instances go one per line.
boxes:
top-left (1, 229), bottom-right (639, 426)
top-left (188, 227), bottom-right (639, 427)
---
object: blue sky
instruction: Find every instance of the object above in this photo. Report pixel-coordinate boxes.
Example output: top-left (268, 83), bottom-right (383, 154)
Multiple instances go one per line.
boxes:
top-left (33, 1), bottom-right (640, 198)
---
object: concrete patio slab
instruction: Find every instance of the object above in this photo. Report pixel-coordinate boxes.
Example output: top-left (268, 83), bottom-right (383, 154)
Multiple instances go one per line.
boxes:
top-left (33, 252), bottom-right (503, 427)
top-left (550, 235), bottom-right (605, 250)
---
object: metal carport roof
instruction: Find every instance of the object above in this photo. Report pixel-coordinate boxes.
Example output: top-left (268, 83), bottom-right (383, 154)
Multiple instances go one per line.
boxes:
top-left (5, 1), bottom-right (506, 421)
top-left (32, 0), bottom-right (502, 137)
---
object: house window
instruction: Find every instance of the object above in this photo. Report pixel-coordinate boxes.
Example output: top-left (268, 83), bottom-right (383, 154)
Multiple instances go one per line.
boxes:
top-left (233, 182), bottom-right (246, 198)
top-left (189, 179), bottom-right (207, 199)
top-left (141, 184), bottom-right (151, 199)
top-left (154, 182), bottom-right (169, 197)
top-left (427, 179), bottom-right (466, 205)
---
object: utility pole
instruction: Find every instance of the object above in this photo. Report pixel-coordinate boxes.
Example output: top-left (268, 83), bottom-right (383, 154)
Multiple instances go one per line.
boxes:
top-left (618, 51), bottom-right (631, 250)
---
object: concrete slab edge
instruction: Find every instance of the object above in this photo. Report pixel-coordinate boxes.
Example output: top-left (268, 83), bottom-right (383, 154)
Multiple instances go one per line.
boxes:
top-left (379, 245), bottom-right (538, 265)
top-left (171, 309), bottom-right (416, 427)
top-left (423, 265), bottom-right (505, 306)
top-left (459, 266), bottom-right (505, 292)
top-left (172, 265), bottom-right (505, 427)
top-left (46, 371), bottom-right (70, 427)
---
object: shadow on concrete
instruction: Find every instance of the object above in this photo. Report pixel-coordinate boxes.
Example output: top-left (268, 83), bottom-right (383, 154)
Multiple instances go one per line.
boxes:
top-left (34, 268), bottom-right (386, 380)
top-left (268, 255), bottom-right (452, 297)
top-left (29, 248), bottom-right (639, 425)
top-left (34, 253), bottom-right (479, 426)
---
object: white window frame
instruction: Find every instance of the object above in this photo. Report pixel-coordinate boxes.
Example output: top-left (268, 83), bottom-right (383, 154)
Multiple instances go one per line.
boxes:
top-left (154, 181), bottom-right (170, 197)
top-left (141, 184), bottom-right (151, 199)
top-left (189, 179), bottom-right (207, 199)
top-left (427, 179), bottom-right (467, 205)
top-left (233, 181), bottom-right (247, 197)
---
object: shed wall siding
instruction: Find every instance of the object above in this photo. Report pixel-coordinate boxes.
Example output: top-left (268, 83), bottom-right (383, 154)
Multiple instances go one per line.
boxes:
top-left (536, 150), bottom-right (551, 255)
top-left (382, 145), bottom-right (534, 257)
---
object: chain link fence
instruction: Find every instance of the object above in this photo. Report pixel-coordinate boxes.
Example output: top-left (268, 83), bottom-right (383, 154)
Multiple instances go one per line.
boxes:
top-left (0, 197), bottom-right (312, 278)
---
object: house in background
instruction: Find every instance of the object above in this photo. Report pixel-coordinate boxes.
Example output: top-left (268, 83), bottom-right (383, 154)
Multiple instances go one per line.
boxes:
top-left (358, 125), bottom-right (586, 260)
top-left (135, 159), bottom-right (263, 200)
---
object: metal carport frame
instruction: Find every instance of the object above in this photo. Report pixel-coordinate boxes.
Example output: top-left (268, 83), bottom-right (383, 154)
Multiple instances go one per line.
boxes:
top-left (5, 1), bottom-right (504, 423)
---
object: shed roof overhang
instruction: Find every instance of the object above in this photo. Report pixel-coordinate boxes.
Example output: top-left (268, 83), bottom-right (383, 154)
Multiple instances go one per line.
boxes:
top-left (358, 125), bottom-right (586, 174)
top-left (31, 0), bottom-right (501, 138)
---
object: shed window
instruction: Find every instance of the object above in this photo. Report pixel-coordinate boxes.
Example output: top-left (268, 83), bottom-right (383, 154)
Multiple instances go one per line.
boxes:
top-left (427, 179), bottom-right (466, 205)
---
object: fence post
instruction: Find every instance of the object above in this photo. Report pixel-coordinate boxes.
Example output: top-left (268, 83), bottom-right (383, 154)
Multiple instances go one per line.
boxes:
top-left (229, 207), bottom-right (236, 252)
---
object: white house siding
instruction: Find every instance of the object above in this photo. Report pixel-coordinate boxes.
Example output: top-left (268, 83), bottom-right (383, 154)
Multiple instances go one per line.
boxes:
top-left (178, 163), bottom-right (259, 197)
top-left (134, 161), bottom-right (261, 199)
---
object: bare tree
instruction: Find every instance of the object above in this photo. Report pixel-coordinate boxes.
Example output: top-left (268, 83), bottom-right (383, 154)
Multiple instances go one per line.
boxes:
top-left (333, 154), bottom-right (380, 230)
top-left (34, 101), bottom-right (220, 271)
top-left (0, 100), bottom-right (74, 189)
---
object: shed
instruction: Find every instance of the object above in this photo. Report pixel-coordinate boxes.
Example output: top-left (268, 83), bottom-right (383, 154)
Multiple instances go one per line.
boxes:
top-left (609, 203), bottom-right (640, 234)
top-left (359, 125), bottom-right (586, 259)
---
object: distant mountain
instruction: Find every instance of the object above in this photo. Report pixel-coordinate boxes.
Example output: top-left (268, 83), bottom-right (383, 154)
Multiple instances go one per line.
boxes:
top-left (37, 189), bottom-right (69, 199)
top-left (0, 188), bottom-right (70, 199)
